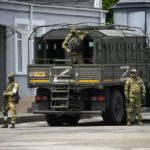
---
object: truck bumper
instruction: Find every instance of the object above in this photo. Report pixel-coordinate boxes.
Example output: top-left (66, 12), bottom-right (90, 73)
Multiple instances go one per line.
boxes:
top-left (33, 110), bottom-right (102, 115)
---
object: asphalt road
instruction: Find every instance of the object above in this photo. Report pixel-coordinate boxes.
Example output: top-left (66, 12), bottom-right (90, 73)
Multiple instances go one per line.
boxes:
top-left (0, 114), bottom-right (150, 150)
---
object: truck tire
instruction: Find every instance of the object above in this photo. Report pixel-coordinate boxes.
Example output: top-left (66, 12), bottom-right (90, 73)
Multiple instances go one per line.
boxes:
top-left (102, 90), bottom-right (124, 125)
top-left (45, 114), bottom-right (64, 126)
top-left (63, 95), bottom-right (81, 125)
top-left (64, 114), bottom-right (80, 126)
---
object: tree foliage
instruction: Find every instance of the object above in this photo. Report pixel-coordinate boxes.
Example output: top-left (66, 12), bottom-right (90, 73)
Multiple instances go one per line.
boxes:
top-left (103, 0), bottom-right (119, 23)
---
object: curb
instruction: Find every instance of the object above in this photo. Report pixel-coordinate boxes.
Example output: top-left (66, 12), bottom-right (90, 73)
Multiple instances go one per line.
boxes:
top-left (0, 114), bottom-right (46, 124)
top-left (17, 114), bottom-right (46, 124)
top-left (0, 110), bottom-right (149, 125)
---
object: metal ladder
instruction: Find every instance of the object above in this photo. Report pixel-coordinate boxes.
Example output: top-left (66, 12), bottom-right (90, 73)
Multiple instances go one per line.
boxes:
top-left (50, 59), bottom-right (72, 109)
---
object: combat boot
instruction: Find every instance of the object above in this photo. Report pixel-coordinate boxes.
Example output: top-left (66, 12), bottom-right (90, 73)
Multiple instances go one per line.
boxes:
top-left (10, 124), bottom-right (15, 128)
top-left (1, 121), bottom-right (8, 128)
top-left (127, 121), bottom-right (131, 126)
top-left (138, 121), bottom-right (144, 126)
top-left (1, 124), bottom-right (8, 128)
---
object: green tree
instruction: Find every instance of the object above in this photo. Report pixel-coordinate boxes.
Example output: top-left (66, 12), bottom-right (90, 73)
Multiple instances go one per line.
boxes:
top-left (103, 0), bottom-right (119, 23)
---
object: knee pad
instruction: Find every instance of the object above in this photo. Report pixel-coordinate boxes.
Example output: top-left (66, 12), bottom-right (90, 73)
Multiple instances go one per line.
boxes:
top-left (4, 116), bottom-right (8, 121)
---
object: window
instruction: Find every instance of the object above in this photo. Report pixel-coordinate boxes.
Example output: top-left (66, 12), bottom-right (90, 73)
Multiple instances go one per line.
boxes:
top-left (15, 22), bottom-right (29, 74)
top-left (131, 43), bottom-right (136, 62)
top-left (132, 43), bottom-right (136, 50)
top-left (117, 43), bottom-right (121, 51)
top-left (139, 43), bottom-right (143, 50)
top-left (139, 43), bottom-right (144, 61)
top-left (131, 50), bottom-right (136, 61)
top-left (126, 44), bottom-right (130, 50)
top-left (15, 18), bottom-right (45, 74)
top-left (116, 42), bottom-right (122, 62)
top-left (95, 42), bottom-right (102, 63)
top-left (17, 33), bottom-right (23, 72)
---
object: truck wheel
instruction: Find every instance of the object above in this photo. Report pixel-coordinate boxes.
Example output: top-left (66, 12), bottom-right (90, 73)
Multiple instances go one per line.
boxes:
top-left (45, 114), bottom-right (64, 126)
top-left (64, 115), bottom-right (80, 126)
top-left (102, 90), bottom-right (124, 125)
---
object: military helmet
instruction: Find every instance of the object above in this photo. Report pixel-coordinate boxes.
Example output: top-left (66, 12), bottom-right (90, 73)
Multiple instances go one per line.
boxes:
top-left (130, 69), bottom-right (137, 74)
top-left (70, 27), bottom-right (77, 33)
top-left (8, 73), bottom-right (15, 79)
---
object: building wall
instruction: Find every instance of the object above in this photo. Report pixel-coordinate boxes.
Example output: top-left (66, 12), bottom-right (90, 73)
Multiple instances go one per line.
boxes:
top-left (114, 7), bottom-right (150, 45)
top-left (0, 26), bottom-right (6, 111)
top-left (0, 1), bottom-right (106, 97)
top-left (114, 10), bottom-right (127, 26)
top-left (114, 9), bottom-right (145, 29)
top-left (146, 10), bottom-right (150, 42)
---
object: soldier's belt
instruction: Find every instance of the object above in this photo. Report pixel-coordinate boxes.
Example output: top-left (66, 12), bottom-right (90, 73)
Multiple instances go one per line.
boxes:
top-left (131, 91), bottom-right (141, 94)
top-left (130, 95), bottom-right (141, 98)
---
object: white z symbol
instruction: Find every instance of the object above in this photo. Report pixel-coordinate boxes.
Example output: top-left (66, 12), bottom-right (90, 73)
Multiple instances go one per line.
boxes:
top-left (120, 66), bottom-right (130, 77)
top-left (54, 69), bottom-right (70, 82)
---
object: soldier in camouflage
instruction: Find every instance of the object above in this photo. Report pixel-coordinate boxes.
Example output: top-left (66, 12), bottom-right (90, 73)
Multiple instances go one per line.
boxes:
top-left (62, 27), bottom-right (88, 64)
top-left (124, 69), bottom-right (146, 126)
top-left (1, 73), bottom-right (19, 128)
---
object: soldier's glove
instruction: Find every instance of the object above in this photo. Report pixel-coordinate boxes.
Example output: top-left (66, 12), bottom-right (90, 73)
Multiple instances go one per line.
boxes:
top-left (126, 97), bottom-right (130, 104)
top-left (66, 48), bottom-right (71, 53)
top-left (4, 92), bottom-right (12, 96)
top-left (3, 92), bottom-right (7, 96)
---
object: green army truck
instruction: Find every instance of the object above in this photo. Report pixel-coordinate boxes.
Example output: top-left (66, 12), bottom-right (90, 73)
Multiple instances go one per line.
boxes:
top-left (27, 24), bottom-right (150, 126)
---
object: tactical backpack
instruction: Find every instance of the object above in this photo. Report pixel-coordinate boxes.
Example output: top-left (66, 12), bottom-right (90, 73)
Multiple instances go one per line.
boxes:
top-left (13, 91), bottom-right (20, 104)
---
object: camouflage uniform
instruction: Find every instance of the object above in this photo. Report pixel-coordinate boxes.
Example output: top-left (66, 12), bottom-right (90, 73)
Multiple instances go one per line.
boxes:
top-left (62, 27), bottom-right (88, 64)
top-left (1, 73), bottom-right (19, 128)
top-left (124, 69), bottom-right (146, 126)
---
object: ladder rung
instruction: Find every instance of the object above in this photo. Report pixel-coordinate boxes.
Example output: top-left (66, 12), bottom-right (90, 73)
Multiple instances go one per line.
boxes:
top-left (53, 79), bottom-right (72, 82)
top-left (53, 66), bottom-right (72, 69)
top-left (52, 82), bottom-right (70, 85)
top-left (53, 75), bottom-right (70, 77)
top-left (51, 98), bottom-right (68, 100)
top-left (51, 106), bottom-right (68, 108)
top-left (51, 90), bottom-right (68, 93)
top-left (54, 59), bottom-right (71, 62)
top-left (52, 86), bottom-right (69, 88)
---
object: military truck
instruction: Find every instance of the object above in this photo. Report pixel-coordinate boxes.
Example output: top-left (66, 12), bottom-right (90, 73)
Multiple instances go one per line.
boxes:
top-left (27, 24), bottom-right (150, 126)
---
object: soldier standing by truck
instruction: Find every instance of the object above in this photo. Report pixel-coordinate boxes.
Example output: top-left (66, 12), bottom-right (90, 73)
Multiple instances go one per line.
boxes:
top-left (124, 69), bottom-right (146, 126)
top-left (62, 27), bottom-right (88, 64)
top-left (1, 73), bottom-right (19, 128)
